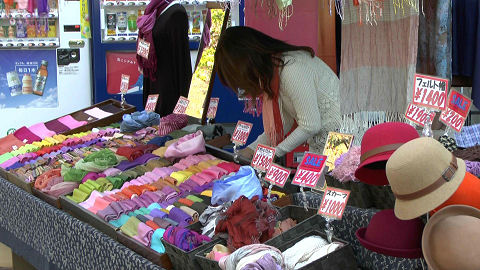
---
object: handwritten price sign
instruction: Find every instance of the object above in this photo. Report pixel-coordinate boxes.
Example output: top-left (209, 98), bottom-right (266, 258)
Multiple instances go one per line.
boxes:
top-left (439, 90), bottom-right (472, 132)
top-left (265, 164), bottom-right (290, 188)
top-left (173, 96), bottom-right (189, 114)
top-left (292, 153), bottom-right (327, 188)
top-left (206, 98), bottom-right (219, 119)
top-left (251, 144), bottom-right (276, 172)
top-left (145, 94), bottom-right (159, 112)
top-left (231, 121), bottom-right (253, 146)
top-left (137, 39), bottom-right (150, 59)
top-left (120, 74), bottom-right (130, 94)
top-left (404, 102), bottom-right (436, 127)
top-left (318, 187), bottom-right (350, 220)
top-left (412, 74), bottom-right (449, 110)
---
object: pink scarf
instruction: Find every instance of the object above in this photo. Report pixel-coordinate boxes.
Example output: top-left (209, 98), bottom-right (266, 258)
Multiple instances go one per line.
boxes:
top-left (262, 68), bottom-right (284, 147)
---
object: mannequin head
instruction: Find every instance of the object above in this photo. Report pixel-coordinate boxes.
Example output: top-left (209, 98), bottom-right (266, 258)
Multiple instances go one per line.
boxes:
top-left (215, 26), bottom-right (314, 98)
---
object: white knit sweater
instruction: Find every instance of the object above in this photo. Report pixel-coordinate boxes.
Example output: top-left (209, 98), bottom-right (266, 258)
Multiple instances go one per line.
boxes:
top-left (248, 51), bottom-right (341, 156)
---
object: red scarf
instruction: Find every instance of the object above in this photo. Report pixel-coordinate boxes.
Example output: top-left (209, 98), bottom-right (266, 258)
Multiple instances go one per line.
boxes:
top-left (262, 68), bottom-right (284, 147)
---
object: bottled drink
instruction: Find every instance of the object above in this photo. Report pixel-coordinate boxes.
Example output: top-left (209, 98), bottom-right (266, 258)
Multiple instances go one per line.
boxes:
top-left (26, 18), bottom-right (36, 38)
top-left (47, 19), bottom-right (56, 37)
top-left (106, 13), bottom-right (116, 36)
top-left (16, 18), bottom-right (27, 38)
top-left (37, 18), bottom-right (47, 38)
top-left (33, 60), bottom-right (48, 96)
top-left (7, 71), bottom-right (22, 96)
top-left (22, 74), bottom-right (33, 94)
top-left (127, 10), bottom-right (137, 32)
top-left (116, 11), bottom-right (127, 33)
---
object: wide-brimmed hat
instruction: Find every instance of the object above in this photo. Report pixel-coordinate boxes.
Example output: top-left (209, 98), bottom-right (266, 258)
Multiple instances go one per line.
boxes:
top-left (356, 209), bottom-right (424, 258)
top-left (355, 122), bottom-right (419, 185)
top-left (386, 137), bottom-right (466, 220)
top-left (422, 205), bottom-right (480, 270)
top-left (431, 172), bottom-right (480, 215)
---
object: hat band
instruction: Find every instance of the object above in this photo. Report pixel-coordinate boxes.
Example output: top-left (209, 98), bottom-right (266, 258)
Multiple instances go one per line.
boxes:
top-left (394, 155), bottom-right (458, 201)
top-left (360, 143), bottom-right (404, 163)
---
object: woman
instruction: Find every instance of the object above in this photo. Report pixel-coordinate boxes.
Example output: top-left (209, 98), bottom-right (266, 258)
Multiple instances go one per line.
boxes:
top-left (215, 26), bottom-right (341, 158)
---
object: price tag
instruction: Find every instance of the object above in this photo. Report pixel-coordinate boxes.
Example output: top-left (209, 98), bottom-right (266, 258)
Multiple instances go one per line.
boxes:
top-left (412, 73), bottom-right (449, 110)
top-left (173, 96), bottom-right (189, 114)
top-left (120, 74), bottom-right (130, 94)
top-left (265, 164), bottom-right (290, 188)
top-left (439, 89), bottom-right (472, 132)
top-left (404, 102), bottom-right (436, 127)
top-left (318, 187), bottom-right (350, 220)
top-left (291, 153), bottom-right (327, 188)
top-left (206, 97), bottom-right (219, 119)
top-left (251, 144), bottom-right (276, 172)
top-left (231, 121), bottom-right (253, 146)
top-left (145, 94), bottom-right (159, 112)
top-left (137, 38), bottom-right (150, 59)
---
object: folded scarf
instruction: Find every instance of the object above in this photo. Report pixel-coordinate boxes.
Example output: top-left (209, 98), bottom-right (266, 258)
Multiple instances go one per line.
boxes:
top-left (148, 135), bottom-right (174, 147)
top-left (164, 130), bottom-right (206, 160)
top-left (120, 111), bottom-right (160, 133)
top-left (28, 123), bottom-right (56, 139)
top-left (163, 226), bottom-right (211, 252)
top-left (219, 244), bottom-right (285, 270)
top-left (75, 149), bottom-right (122, 172)
top-left (0, 134), bottom-right (25, 155)
top-left (282, 236), bottom-right (343, 270)
top-left (58, 115), bottom-right (87, 129)
top-left (44, 119), bottom-right (70, 134)
top-left (13, 126), bottom-right (42, 143)
top-left (212, 166), bottom-right (263, 205)
top-left (44, 181), bottom-right (79, 198)
top-left (150, 228), bottom-right (166, 253)
top-left (115, 153), bottom-right (159, 171)
top-left (158, 114), bottom-right (189, 136)
top-left (168, 207), bottom-right (193, 227)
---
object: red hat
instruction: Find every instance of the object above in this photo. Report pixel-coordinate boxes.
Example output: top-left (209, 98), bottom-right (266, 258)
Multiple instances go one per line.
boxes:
top-left (356, 209), bottom-right (424, 258)
top-left (355, 122), bottom-right (419, 185)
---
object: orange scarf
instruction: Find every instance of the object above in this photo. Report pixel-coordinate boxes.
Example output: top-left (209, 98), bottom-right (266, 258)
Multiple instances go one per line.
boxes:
top-left (262, 68), bottom-right (284, 147)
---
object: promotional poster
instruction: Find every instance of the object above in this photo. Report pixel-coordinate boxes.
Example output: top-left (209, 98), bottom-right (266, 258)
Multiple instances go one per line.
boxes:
top-left (106, 51), bottom-right (143, 94)
top-left (0, 50), bottom-right (58, 109)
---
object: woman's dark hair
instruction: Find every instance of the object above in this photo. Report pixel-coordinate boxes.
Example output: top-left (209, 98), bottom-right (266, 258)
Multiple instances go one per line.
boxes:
top-left (215, 26), bottom-right (314, 98)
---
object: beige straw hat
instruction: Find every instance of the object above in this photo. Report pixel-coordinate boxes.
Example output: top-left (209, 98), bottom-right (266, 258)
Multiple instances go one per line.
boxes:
top-left (386, 137), bottom-right (465, 220)
top-left (422, 205), bottom-right (480, 270)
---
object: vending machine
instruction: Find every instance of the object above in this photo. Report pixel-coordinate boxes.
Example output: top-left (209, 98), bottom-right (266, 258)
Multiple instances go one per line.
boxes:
top-left (90, 0), bottom-right (216, 110)
top-left (0, 0), bottom-right (93, 135)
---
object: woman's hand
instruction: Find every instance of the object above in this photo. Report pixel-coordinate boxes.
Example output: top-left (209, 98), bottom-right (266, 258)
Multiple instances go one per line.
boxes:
top-left (239, 147), bottom-right (254, 160)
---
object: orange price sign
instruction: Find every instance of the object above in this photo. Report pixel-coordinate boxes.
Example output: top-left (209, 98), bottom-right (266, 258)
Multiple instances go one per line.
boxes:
top-left (145, 94), bottom-right (159, 112)
top-left (265, 164), bottom-right (290, 188)
top-left (318, 187), bottom-right (350, 220)
top-left (251, 144), bottom-right (276, 172)
top-left (120, 74), bottom-right (130, 94)
top-left (231, 121), bottom-right (253, 146)
top-left (404, 102), bottom-right (436, 127)
top-left (173, 96), bottom-right (189, 114)
top-left (137, 38), bottom-right (150, 59)
top-left (206, 98), bottom-right (219, 119)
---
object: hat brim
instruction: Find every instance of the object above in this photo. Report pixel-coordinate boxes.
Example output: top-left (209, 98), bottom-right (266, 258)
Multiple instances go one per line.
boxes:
top-left (422, 205), bottom-right (480, 270)
top-left (355, 152), bottom-right (394, 186)
top-left (356, 227), bottom-right (423, 258)
top-left (394, 158), bottom-right (466, 220)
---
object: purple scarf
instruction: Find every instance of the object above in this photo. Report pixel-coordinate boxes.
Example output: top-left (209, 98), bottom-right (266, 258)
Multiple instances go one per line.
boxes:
top-left (136, 0), bottom-right (170, 80)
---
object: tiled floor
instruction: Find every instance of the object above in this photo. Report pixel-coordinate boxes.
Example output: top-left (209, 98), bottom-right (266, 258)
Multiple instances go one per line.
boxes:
top-left (0, 243), bottom-right (12, 269)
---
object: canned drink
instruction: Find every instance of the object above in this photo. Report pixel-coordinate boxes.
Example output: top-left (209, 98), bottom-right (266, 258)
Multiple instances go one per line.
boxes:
top-left (7, 71), bottom-right (22, 96)
top-left (116, 11), bottom-right (127, 33)
top-left (106, 12), bottom-right (116, 36)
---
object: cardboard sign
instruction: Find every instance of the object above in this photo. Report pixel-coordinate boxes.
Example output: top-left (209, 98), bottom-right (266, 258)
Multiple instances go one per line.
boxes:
top-left (144, 94), bottom-right (159, 112)
top-left (404, 102), bottom-right (436, 127)
top-left (206, 97), bottom-right (219, 119)
top-left (251, 144), bottom-right (276, 172)
top-left (291, 153), bottom-right (327, 188)
top-left (173, 96), bottom-right (189, 114)
top-left (322, 132), bottom-right (354, 171)
top-left (318, 187), bottom-right (351, 220)
top-left (412, 73), bottom-right (449, 110)
top-left (120, 74), bottom-right (130, 94)
top-left (265, 164), bottom-right (290, 188)
top-left (137, 39), bottom-right (150, 59)
top-left (231, 121), bottom-right (253, 146)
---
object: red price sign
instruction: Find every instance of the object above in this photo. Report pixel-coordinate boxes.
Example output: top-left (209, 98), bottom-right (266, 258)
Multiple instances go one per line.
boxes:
top-left (440, 108), bottom-right (465, 132)
top-left (173, 96), bottom-right (189, 114)
top-left (145, 94), bottom-right (159, 112)
top-left (206, 98), bottom-right (219, 119)
top-left (251, 144), bottom-right (276, 172)
top-left (265, 164), bottom-right (290, 188)
top-left (231, 121), bottom-right (253, 146)
top-left (120, 74), bottom-right (130, 94)
top-left (291, 153), bottom-right (327, 188)
top-left (446, 89), bottom-right (472, 118)
top-left (404, 102), bottom-right (436, 127)
top-left (318, 187), bottom-right (350, 220)
top-left (412, 74), bottom-right (449, 110)
top-left (137, 39), bottom-right (150, 59)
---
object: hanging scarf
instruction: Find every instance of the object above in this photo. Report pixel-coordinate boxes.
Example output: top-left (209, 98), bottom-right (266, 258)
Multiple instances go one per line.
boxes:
top-left (262, 67), bottom-right (284, 147)
top-left (136, 0), bottom-right (170, 80)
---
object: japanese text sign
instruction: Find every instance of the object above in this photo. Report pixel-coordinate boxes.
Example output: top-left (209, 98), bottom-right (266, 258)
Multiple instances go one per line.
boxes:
top-left (265, 164), bottom-right (290, 188)
top-left (206, 98), bottom-right (219, 119)
top-left (137, 39), bottom-right (150, 59)
top-left (231, 121), bottom-right (253, 146)
top-left (291, 153), bottom-right (327, 188)
top-left (404, 102), bottom-right (436, 127)
top-left (251, 144), bottom-right (276, 172)
top-left (318, 187), bottom-right (350, 220)
top-left (412, 74), bottom-right (449, 110)
top-left (120, 74), bottom-right (130, 94)
top-left (145, 94), bottom-right (159, 112)
top-left (173, 96), bottom-right (189, 114)
top-left (439, 90), bottom-right (472, 132)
